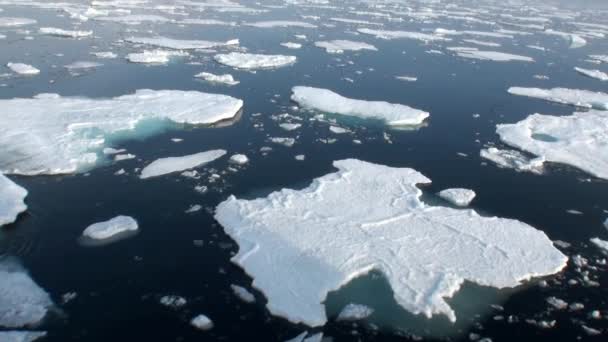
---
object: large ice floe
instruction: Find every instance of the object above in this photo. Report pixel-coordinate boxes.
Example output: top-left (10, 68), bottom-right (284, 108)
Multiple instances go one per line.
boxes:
top-left (0, 174), bottom-right (27, 226)
top-left (314, 40), bottom-right (377, 54)
top-left (125, 36), bottom-right (238, 50)
top-left (0, 90), bottom-right (243, 175)
top-left (215, 159), bottom-right (567, 327)
top-left (0, 331), bottom-right (47, 342)
top-left (447, 47), bottom-right (533, 62)
top-left (508, 87), bottom-right (608, 110)
top-left (39, 27), bottom-right (92, 38)
top-left (0, 259), bottom-right (53, 328)
top-left (140, 150), bottom-right (227, 179)
top-left (214, 52), bottom-right (296, 70)
top-left (291, 86), bottom-right (429, 126)
top-left (82, 215), bottom-right (138, 240)
top-left (494, 110), bottom-right (608, 179)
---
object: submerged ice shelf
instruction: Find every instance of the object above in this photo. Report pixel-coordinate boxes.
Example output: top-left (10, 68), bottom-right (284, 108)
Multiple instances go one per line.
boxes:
top-left (215, 159), bottom-right (567, 327)
top-left (0, 90), bottom-right (242, 175)
top-left (291, 86), bottom-right (429, 126)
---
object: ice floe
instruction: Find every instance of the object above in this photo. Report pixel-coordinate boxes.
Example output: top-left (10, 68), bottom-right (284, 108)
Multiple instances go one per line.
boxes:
top-left (214, 52), bottom-right (296, 70)
top-left (396, 76), bottom-right (417, 82)
top-left (574, 67), bottom-right (608, 81)
top-left (140, 150), bottom-right (227, 179)
top-left (126, 36), bottom-right (238, 50)
top-left (228, 154), bottom-right (249, 165)
top-left (358, 28), bottom-right (449, 42)
top-left (314, 40), bottom-right (377, 54)
top-left (190, 314), bottom-right (213, 330)
top-left (127, 50), bottom-right (187, 64)
top-left (245, 20), bottom-right (316, 28)
top-left (82, 215), bottom-right (138, 240)
top-left (0, 173), bottom-right (27, 226)
top-left (195, 72), bottom-right (239, 85)
top-left (590, 238), bottom-right (608, 253)
top-left (336, 303), bottom-right (374, 322)
top-left (448, 47), bottom-right (533, 62)
top-left (159, 295), bottom-right (187, 308)
top-left (215, 159), bottom-right (567, 326)
top-left (437, 188), bottom-right (476, 207)
top-left (39, 27), bottom-right (92, 38)
top-left (6, 63), bottom-right (39, 75)
top-left (92, 51), bottom-right (118, 59)
top-left (544, 30), bottom-right (587, 48)
top-left (0, 90), bottom-right (242, 175)
top-left (480, 147), bottom-right (544, 174)
top-left (508, 87), bottom-right (608, 110)
top-left (0, 331), bottom-right (47, 342)
top-left (64, 61), bottom-right (103, 71)
top-left (494, 110), bottom-right (608, 179)
top-left (291, 86), bottom-right (429, 126)
top-left (0, 259), bottom-right (53, 328)
top-left (0, 17), bottom-right (36, 27)
top-left (231, 284), bottom-right (255, 303)
top-left (281, 42), bottom-right (302, 49)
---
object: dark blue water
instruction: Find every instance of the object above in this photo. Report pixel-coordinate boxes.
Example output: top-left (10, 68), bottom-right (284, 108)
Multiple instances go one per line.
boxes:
top-left (1, 1), bottom-right (608, 341)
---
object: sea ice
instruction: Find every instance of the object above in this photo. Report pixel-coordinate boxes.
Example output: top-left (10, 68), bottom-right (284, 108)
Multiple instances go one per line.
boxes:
top-left (64, 61), bottom-right (103, 70)
top-left (437, 188), bottom-right (476, 207)
top-left (480, 147), bottom-right (544, 174)
top-left (281, 42), bottom-right (302, 49)
top-left (245, 21), bottom-right (317, 28)
top-left (291, 86), bottom-right (429, 126)
top-left (92, 51), bottom-right (118, 59)
top-left (125, 36), bottom-right (238, 50)
top-left (396, 76), bottom-right (417, 82)
top-left (214, 52), bottom-right (296, 70)
top-left (448, 47), bottom-right (533, 62)
top-left (215, 159), bottom-right (567, 326)
top-left (279, 123), bottom-right (301, 131)
top-left (0, 260), bottom-right (53, 328)
top-left (159, 295), bottom-right (187, 308)
top-left (0, 90), bottom-right (242, 175)
top-left (0, 17), bottom-right (36, 27)
top-left (0, 331), bottom-right (47, 342)
top-left (494, 110), bottom-right (608, 179)
top-left (336, 303), bottom-right (374, 321)
top-left (190, 314), bottom-right (213, 330)
top-left (195, 72), bottom-right (239, 85)
top-left (314, 40), bottom-right (377, 54)
top-left (508, 87), bottom-right (608, 110)
top-left (6, 63), bottom-right (39, 75)
top-left (82, 215), bottom-right (138, 240)
top-left (229, 154), bottom-right (249, 165)
top-left (0, 173), bottom-right (27, 226)
top-left (231, 284), bottom-right (255, 303)
top-left (358, 28), bottom-right (449, 42)
top-left (590, 238), bottom-right (608, 253)
top-left (127, 50), bottom-right (187, 64)
top-left (140, 150), bottom-right (227, 179)
top-left (39, 27), bottom-right (92, 38)
top-left (574, 67), bottom-right (608, 81)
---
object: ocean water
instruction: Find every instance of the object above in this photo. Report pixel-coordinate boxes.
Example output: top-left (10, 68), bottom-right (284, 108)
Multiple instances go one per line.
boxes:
top-left (1, 0), bottom-right (608, 341)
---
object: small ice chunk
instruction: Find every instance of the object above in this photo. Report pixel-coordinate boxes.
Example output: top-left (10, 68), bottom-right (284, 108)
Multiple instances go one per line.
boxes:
top-left (280, 123), bottom-right (302, 131)
top-left (127, 50), bottom-right (187, 64)
top-left (39, 27), bottom-right (92, 38)
top-left (295, 155), bottom-right (306, 161)
top-left (480, 147), bottom-right (544, 174)
top-left (574, 67), bottom-right (608, 81)
top-left (195, 72), bottom-right (239, 85)
top-left (314, 40), bottom-right (377, 54)
top-left (6, 63), bottom-right (39, 75)
top-left (336, 303), bottom-right (374, 321)
top-left (214, 52), bottom-right (296, 70)
top-left (281, 42), bottom-right (302, 49)
top-left (329, 126), bottom-right (349, 134)
top-left (64, 61), bottom-right (102, 70)
top-left (0, 331), bottom-right (47, 342)
top-left (291, 86), bottom-right (429, 126)
top-left (508, 87), bottom-right (608, 110)
top-left (114, 153), bottom-right (135, 161)
top-left (358, 28), bottom-right (449, 42)
top-left (438, 188), bottom-right (476, 207)
top-left (190, 314), bottom-right (213, 330)
top-left (185, 204), bottom-right (202, 213)
top-left (245, 21), bottom-right (317, 28)
top-left (270, 137), bottom-right (295, 147)
top-left (125, 36), bottom-right (238, 50)
top-left (0, 17), bottom-right (37, 27)
top-left (229, 154), bottom-right (249, 165)
top-left (159, 295), bottom-right (187, 308)
top-left (0, 174), bottom-right (27, 226)
top-left (231, 284), bottom-right (255, 303)
top-left (448, 47), bottom-right (533, 62)
top-left (140, 150), bottom-right (227, 179)
top-left (590, 237), bottom-right (608, 253)
top-left (82, 215), bottom-right (138, 240)
top-left (92, 51), bottom-right (117, 59)
top-left (546, 297), bottom-right (568, 310)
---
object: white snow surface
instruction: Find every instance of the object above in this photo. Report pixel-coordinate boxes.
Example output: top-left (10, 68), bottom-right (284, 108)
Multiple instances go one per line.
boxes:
top-left (314, 40), bottom-right (377, 54)
top-left (6, 63), bottom-right (39, 75)
top-left (336, 303), bottom-right (374, 321)
top-left (358, 28), bottom-right (449, 42)
top-left (495, 110), bottom-right (608, 180)
top-left (0, 17), bottom-right (36, 27)
top-left (0, 331), bottom-right (47, 342)
top-left (448, 47), bottom-right (533, 62)
top-left (229, 154), bottom-right (249, 165)
top-left (437, 188), bottom-right (476, 207)
top-left (0, 90), bottom-right (243, 175)
top-left (215, 159), bottom-right (568, 327)
top-left (214, 52), bottom-right (296, 69)
top-left (508, 87), bottom-right (608, 110)
top-left (0, 260), bottom-right (53, 328)
top-left (195, 72), bottom-right (239, 85)
top-left (245, 20), bottom-right (316, 28)
top-left (140, 150), bottom-right (227, 179)
top-left (39, 27), bottom-right (92, 38)
top-left (291, 86), bottom-right (429, 126)
top-left (82, 215), bottom-right (138, 240)
top-left (0, 174), bottom-right (27, 226)
top-left (126, 36), bottom-right (238, 50)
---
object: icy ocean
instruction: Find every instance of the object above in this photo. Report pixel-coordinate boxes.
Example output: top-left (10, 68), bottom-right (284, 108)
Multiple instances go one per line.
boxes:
top-left (1, 0), bottom-right (608, 341)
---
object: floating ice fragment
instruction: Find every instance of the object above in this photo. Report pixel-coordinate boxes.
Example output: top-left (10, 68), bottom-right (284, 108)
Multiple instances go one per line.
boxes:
top-left (448, 47), bottom-right (533, 62)
top-left (214, 52), bottom-right (296, 70)
top-left (0, 174), bottom-right (27, 226)
top-left (231, 285), bottom-right (255, 303)
top-left (92, 51), bottom-right (117, 59)
top-left (0, 331), bottom-right (47, 342)
top-left (6, 63), bottom-right (39, 75)
top-left (437, 188), bottom-right (476, 207)
top-left (281, 42), bottom-right (302, 49)
top-left (291, 86), bottom-right (429, 126)
top-left (358, 28), bottom-right (449, 42)
top-left (508, 87), bottom-right (608, 110)
top-left (195, 72), bottom-right (239, 85)
top-left (590, 238), bottom-right (608, 253)
top-left (270, 137), bottom-right (295, 147)
top-left (314, 40), bottom-right (377, 54)
top-left (82, 215), bottom-right (138, 240)
top-left (229, 154), bottom-right (249, 165)
top-left (546, 297), bottom-right (568, 310)
top-left (279, 123), bottom-right (302, 131)
top-left (215, 159), bottom-right (567, 326)
top-left (190, 314), bottom-right (213, 330)
top-left (336, 303), bottom-right (374, 321)
top-left (64, 61), bottom-right (103, 70)
top-left (140, 150), bottom-right (227, 179)
top-left (480, 147), bottom-right (544, 174)
top-left (396, 76), bottom-right (417, 82)
top-left (245, 21), bottom-right (317, 28)
top-left (574, 67), bottom-right (608, 81)
top-left (126, 36), bottom-right (238, 50)
top-left (39, 27), bottom-right (92, 38)
top-left (127, 50), bottom-right (187, 64)
top-left (0, 17), bottom-right (36, 27)
top-left (159, 295), bottom-right (187, 308)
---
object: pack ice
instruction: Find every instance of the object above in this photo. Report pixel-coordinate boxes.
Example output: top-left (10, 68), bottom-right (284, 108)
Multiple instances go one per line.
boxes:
top-left (0, 90), bottom-right (243, 175)
top-left (495, 110), bottom-right (608, 180)
top-left (215, 159), bottom-right (567, 327)
top-left (140, 150), bottom-right (227, 179)
top-left (214, 53), bottom-right (296, 69)
top-left (0, 260), bottom-right (53, 328)
top-left (0, 174), bottom-right (27, 226)
top-left (291, 86), bottom-right (429, 126)
top-left (82, 215), bottom-right (138, 240)
top-left (508, 87), bottom-right (608, 110)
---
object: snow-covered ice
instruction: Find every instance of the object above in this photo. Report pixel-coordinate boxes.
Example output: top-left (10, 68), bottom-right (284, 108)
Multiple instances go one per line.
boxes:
top-left (336, 303), bottom-right (374, 321)
top-left (245, 20), bottom-right (316, 28)
top-left (39, 27), bottom-right (92, 38)
top-left (231, 284), bottom-right (255, 303)
top-left (480, 147), bottom-right (544, 174)
top-left (358, 28), bottom-right (449, 42)
top-left (508, 87), bottom-right (608, 110)
top-left (0, 17), bottom-right (36, 27)
top-left (314, 40), bottom-right (377, 54)
top-left (126, 36), bottom-right (238, 50)
top-left (291, 86), bottom-right (429, 126)
top-left (0, 90), bottom-right (242, 175)
top-left (195, 72), bottom-right (239, 85)
top-left (574, 67), bottom-right (608, 81)
top-left (190, 314), bottom-right (213, 330)
top-left (0, 259), bottom-right (53, 328)
top-left (281, 42), bottom-right (302, 49)
top-left (495, 110), bottom-right (608, 179)
top-left (82, 215), bottom-right (138, 240)
top-left (448, 47), bottom-right (533, 62)
top-left (229, 154), bottom-right (249, 165)
top-left (127, 50), bottom-right (187, 64)
top-left (437, 188), bottom-right (476, 207)
top-left (215, 159), bottom-right (567, 326)
top-left (6, 63), bottom-right (39, 75)
top-left (214, 52), bottom-right (296, 70)
top-left (0, 173), bottom-right (27, 226)
top-left (0, 331), bottom-right (47, 342)
top-left (140, 150), bottom-right (227, 179)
